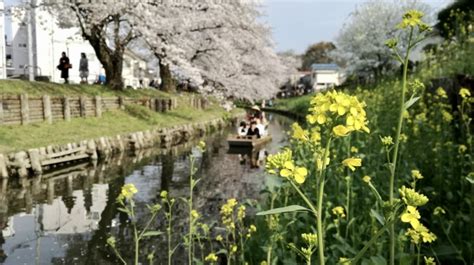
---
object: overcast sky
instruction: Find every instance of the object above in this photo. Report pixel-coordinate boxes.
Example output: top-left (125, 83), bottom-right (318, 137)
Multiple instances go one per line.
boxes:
top-left (261, 0), bottom-right (453, 53)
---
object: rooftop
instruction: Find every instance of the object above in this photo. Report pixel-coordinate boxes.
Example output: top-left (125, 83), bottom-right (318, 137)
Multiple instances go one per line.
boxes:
top-left (311, 63), bottom-right (339, 71)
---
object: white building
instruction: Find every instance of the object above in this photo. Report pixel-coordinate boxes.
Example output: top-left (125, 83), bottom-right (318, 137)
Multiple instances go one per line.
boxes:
top-left (5, 1), bottom-right (150, 87)
top-left (0, 0), bottom-right (6, 79)
top-left (311, 63), bottom-right (344, 91)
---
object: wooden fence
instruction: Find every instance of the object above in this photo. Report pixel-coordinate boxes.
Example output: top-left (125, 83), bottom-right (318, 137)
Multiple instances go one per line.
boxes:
top-left (0, 94), bottom-right (183, 126)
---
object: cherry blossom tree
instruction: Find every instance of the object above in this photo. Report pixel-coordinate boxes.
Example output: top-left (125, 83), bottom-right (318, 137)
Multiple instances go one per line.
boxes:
top-left (331, 0), bottom-right (432, 81)
top-left (139, 1), bottom-right (290, 99)
top-left (34, 0), bottom-right (291, 99)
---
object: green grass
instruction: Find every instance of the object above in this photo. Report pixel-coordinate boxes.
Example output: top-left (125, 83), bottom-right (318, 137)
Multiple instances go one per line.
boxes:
top-left (0, 100), bottom-right (243, 153)
top-left (273, 94), bottom-right (313, 115)
top-left (0, 79), bottom-right (173, 98)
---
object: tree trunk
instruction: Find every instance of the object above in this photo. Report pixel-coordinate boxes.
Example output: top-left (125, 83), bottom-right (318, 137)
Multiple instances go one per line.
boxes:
top-left (103, 54), bottom-right (124, 91)
top-left (159, 60), bottom-right (176, 93)
top-left (87, 26), bottom-right (125, 91)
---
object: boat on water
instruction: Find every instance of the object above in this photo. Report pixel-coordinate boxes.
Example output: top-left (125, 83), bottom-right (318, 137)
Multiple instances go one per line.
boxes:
top-left (227, 134), bottom-right (272, 148)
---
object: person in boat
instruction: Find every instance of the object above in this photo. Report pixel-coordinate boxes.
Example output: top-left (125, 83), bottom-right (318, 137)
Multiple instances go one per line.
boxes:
top-left (255, 118), bottom-right (266, 136)
top-left (238, 121), bottom-right (248, 136)
top-left (246, 120), bottom-right (261, 138)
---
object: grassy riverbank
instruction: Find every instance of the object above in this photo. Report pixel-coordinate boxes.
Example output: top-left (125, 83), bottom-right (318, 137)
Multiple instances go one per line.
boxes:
top-left (0, 79), bottom-right (172, 98)
top-left (0, 104), bottom-right (241, 153)
top-left (0, 80), bottom-right (242, 153)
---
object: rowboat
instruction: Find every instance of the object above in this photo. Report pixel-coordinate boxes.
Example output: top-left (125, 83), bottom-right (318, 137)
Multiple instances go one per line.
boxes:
top-left (227, 134), bottom-right (272, 148)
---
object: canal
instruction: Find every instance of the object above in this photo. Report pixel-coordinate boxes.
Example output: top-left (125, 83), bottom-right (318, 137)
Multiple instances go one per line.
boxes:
top-left (0, 114), bottom-right (293, 264)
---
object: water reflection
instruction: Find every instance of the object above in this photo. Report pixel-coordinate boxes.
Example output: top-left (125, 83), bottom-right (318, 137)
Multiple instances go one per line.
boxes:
top-left (0, 114), bottom-right (293, 264)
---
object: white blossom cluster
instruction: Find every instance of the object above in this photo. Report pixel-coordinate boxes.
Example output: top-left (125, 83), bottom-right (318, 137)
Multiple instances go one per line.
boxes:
top-left (39, 0), bottom-right (290, 100)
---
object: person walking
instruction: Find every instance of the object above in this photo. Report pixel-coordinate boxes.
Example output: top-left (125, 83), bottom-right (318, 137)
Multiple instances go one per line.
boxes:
top-left (57, 52), bottom-right (71, 84)
top-left (79, 53), bottom-right (89, 84)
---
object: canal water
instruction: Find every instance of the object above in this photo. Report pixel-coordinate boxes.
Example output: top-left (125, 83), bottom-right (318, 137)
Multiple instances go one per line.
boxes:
top-left (0, 114), bottom-right (293, 265)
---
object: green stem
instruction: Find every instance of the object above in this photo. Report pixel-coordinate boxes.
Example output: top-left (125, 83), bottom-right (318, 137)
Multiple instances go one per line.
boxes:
top-left (240, 231), bottom-right (245, 263)
top-left (352, 217), bottom-right (397, 264)
top-left (188, 156), bottom-right (196, 265)
top-left (317, 177), bottom-right (326, 265)
top-left (267, 245), bottom-right (273, 265)
top-left (289, 181), bottom-right (318, 215)
top-left (134, 226), bottom-right (139, 265)
top-left (167, 203), bottom-right (173, 265)
top-left (417, 244), bottom-right (421, 265)
top-left (317, 137), bottom-right (332, 265)
top-left (138, 211), bottom-right (159, 240)
top-left (112, 246), bottom-right (128, 265)
top-left (389, 27), bottom-right (414, 265)
top-left (130, 200), bottom-right (140, 265)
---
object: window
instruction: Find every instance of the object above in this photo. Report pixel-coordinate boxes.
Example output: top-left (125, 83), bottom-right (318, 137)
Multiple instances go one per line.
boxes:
top-left (18, 43), bottom-right (27, 48)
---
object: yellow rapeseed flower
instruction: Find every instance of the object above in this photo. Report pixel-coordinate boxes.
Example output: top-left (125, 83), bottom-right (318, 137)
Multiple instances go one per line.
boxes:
top-left (458, 145), bottom-right (467, 154)
top-left (249, 224), bottom-right (257, 233)
top-left (191, 210), bottom-right (200, 220)
top-left (436, 87), bottom-right (448, 98)
top-left (266, 149), bottom-right (292, 174)
top-left (121, 183), bottom-right (138, 199)
top-left (350, 146), bottom-right (359, 153)
top-left (338, 257), bottom-right (352, 265)
top-left (411, 170), bottom-right (423, 180)
top-left (342, 158), bottom-right (362, 171)
top-left (237, 205), bottom-right (246, 220)
top-left (220, 198), bottom-right (238, 216)
top-left (385, 38), bottom-right (398, 48)
top-left (406, 223), bottom-right (437, 244)
top-left (333, 125), bottom-right (351, 137)
top-left (332, 206), bottom-right (346, 218)
top-left (316, 157), bottom-right (330, 171)
top-left (280, 161), bottom-right (308, 184)
top-left (401, 206), bottom-right (421, 229)
top-left (205, 253), bottom-right (218, 262)
top-left (291, 123), bottom-right (309, 142)
top-left (459, 88), bottom-right (471, 99)
top-left (399, 134), bottom-right (408, 143)
top-left (160, 190), bottom-right (168, 198)
top-left (424, 256), bottom-right (436, 265)
top-left (399, 186), bottom-right (429, 207)
top-left (307, 91), bottom-right (370, 134)
top-left (433, 207), bottom-right (446, 216)
top-left (398, 10), bottom-right (426, 29)
top-left (381, 136), bottom-right (394, 146)
top-left (216, 235), bottom-right (223, 241)
top-left (442, 111), bottom-right (453, 123)
top-left (362, 175), bottom-right (371, 183)
top-left (301, 233), bottom-right (318, 245)
top-left (197, 141), bottom-right (206, 152)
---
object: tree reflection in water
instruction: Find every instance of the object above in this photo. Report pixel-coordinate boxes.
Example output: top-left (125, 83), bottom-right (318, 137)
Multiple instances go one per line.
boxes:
top-left (0, 114), bottom-right (293, 264)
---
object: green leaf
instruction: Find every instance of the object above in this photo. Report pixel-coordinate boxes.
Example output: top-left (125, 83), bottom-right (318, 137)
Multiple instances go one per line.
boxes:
top-left (141, 231), bottom-right (163, 237)
top-left (117, 207), bottom-right (129, 214)
top-left (370, 209), bottom-right (385, 226)
top-left (265, 174), bottom-right (283, 192)
top-left (404, 96), bottom-right (420, 110)
top-left (193, 258), bottom-right (204, 265)
top-left (370, 255), bottom-right (387, 265)
top-left (256, 205), bottom-right (310, 216)
top-left (192, 178), bottom-right (201, 189)
top-left (466, 175), bottom-right (474, 184)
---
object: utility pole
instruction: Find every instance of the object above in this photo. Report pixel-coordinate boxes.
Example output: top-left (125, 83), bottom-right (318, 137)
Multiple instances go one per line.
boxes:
top-left (26, 0), bottom-right (34, 81)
